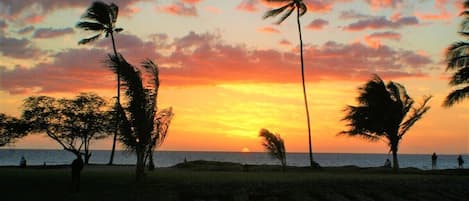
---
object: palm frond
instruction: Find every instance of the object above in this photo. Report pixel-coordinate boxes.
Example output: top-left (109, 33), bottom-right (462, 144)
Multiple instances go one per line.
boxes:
top-left (81, 1), bottom-right (112, 26)
top-left (76, 21), bottom-right (105, 31)
top-left (109, 3), bottom-right (119, 24)
top-left (263, 3), bottom-right (295, 20)
top-left (399, 96), bottom-right (432, 137)
top-left (276, 6), bottom-right (295, 24)
top-left (449, 66), bottom-right (469, 86)
top-left (78, 33), bottom-right (102, 45)
top-left (443, 85), bottom-right (469, 107)
top-left (446, 41), bottom-right (469, 70)
top-left (297, 1), bottom-right (307, 16)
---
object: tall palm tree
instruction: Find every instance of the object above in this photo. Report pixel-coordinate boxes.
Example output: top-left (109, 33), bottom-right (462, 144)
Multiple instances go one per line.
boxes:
top-left (259, 128), bottom-right (287, 171)
top-left (340, 75), bottom-right (431, 172)
top-left (444, 0), bottom-right (469, 107)
top-left (76, 1), bottom-right (123, 164)
top-left (263, 0), bottom-right (316, 167)
top-left (107, 54), bottom-right (165, 181)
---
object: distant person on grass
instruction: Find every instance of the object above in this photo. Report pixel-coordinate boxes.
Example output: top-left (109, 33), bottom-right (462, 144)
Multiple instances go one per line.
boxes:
top-left (457, 155), bottom-right (464, 169)
top-left (19, 156), bottom-right (26, 168)
top-left (432, 152), bottom-right (438, 169)
top-left (384, 158), bottom-right (391, 168)
top-left (71, 156), bottom-right (84, 192)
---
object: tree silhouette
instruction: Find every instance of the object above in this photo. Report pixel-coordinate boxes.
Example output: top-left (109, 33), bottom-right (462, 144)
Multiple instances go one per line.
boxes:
top-left (263, 0), bottom-right (317, 167)
top-left (259, 128), bottom-right (287, 171)
top-left (76, 1), bottom-right (123, 165)
top-left (444, 0), bottom-right (469, 107)
top-left (107, 54), bottom-right (173, 181)
top-left (147, 107), bottom-right (174, 171)
top-left (340, 75), bottom-right (431, 172)
top-left (0, 114), bottom-right (29, 146)
top-left (22, 93), bottom-right (113, 164)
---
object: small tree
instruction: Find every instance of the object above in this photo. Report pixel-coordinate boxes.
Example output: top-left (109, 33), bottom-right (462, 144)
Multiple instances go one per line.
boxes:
top-left (340, 75), bottom-right (431, 172)
top-left (107, 54), bottom-right (173, 181)
top-left (259, 128), bottom-right (287, 171)
top-left (0, 114), bottom-right (29, 146)
top-left (22, 93), bottom-right (113, 164)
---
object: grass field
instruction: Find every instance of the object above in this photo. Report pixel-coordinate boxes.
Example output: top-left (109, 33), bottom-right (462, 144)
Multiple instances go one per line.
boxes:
top-left (1, 161), bottom-right (468, 201)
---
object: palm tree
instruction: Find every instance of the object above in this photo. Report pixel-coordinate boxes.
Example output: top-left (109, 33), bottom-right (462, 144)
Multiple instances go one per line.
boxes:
top-left (107, 54), bottom-right (167, 181)
top-left (76, 1), bottom-right (123, 164)
top-left (259, 128), bottom-right (287, 171)
top-left (146, 107), bottom-right (174, 171)
top-left (444, 0), bottom-right (469, 107)
top-left (262, 0), bottom-right (316, 167)
top-left (340, 75), bottom-right (431, 172)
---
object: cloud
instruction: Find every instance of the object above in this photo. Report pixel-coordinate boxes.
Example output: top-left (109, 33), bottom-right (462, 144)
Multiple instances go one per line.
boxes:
top-left (414, 0), bottom-right (452, 21)
top-left (236, 0), bottom-right (258, 12)
top-left (0, 32), bottom-right (433, 94)
top-left (181, 0), bottom-right (202, 4)
top-left (32, 27), bottom-right (74, 39)
top-left (0, 20), bottom-right (7, 31)
top-left (306, 19), bottom-right (329, 30)
top-left (257, 26), bottom-right (280, 34)
top-left (157, 1), bottom-right (198, 16)
top-left (344, 15), bottom-right (419, 31)
top-left (339, 10), bottom-right (372, 20)
top-left (0, 0), bottom-right (148, 25)
top-left (364, 31), bottom-right (401, 48)
top-left (0, 35), bottom-right (44, 59)
top-left (364, 0), bottom-right (403, 10)
top-left (17, 26), bottom-right (35, 35)
top-left (279, 39), bottom-right (292, 46)
top-left (0, 48), bottom-right (114, 94)
top-left (205, 6), bottom-right (221, 14)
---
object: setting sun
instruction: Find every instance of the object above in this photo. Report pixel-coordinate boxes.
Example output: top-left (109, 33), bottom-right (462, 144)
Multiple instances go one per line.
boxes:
top-left (241, 147), bottom-right (251, 153)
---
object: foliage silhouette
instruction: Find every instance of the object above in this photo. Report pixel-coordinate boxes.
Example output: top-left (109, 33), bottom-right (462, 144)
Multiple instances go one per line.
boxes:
top-left (76, 1), bottom-right (123, 164)
top-left (22, 93), bottom-right (113, 164)
top-left (147, 107), bottom-right (174, 171)
top-left (107, 54), bottom-right (173, 181)
top-left (444, 0), bottom-right (469, 107)
top-left (340, 75), bottom-right (431, 172)
top-left (263, 0), bottom-right (317, 168)
top-left (259, 128), bottom-right (287, 171)
top-left (0, 113), bottom-right (29, 146)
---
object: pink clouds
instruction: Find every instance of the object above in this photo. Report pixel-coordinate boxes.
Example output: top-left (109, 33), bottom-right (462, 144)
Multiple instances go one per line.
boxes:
top-left (415, 0), bottom-right (452, 21)
top-left (364, 0), bottom-right (403, 10)
top-left (257, 26), bottom-right (280, 34)
top-left (344, 15), bottom-right (419, 31)
top-left (0, 31), bottom-right (434, 94)
top-left (0, 0), bottom-right (148, 25)
top-left (237, 0), bottom-right (258, 12)
top-left (157, 1), bottom-right (198, 16)
top-left (306, 19), bottom-right (329, 30)
top-left (364, 31), bottom-right (401, 48)
top-left (33, 27), bottom-right (74, 39)
top-left (0, 35), bottom-right (44, 59)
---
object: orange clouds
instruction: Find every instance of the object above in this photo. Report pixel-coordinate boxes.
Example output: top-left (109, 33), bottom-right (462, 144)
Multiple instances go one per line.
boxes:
top-left (306, 19), bottom-right (329, 30)
top-left (257, 26), bottom-right (280, 34)
top-left (364, 31), bottom-right (401, 48)
top-left (0, 31), bottom-right (433, 95)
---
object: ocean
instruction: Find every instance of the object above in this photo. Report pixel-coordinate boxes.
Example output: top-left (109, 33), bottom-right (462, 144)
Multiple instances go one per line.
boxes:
top-left (0, 149), bottom-right (466, 170)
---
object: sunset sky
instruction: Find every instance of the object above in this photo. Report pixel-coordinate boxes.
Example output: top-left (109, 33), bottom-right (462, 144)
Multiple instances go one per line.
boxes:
top-left (0, 0), bottom-right (468, 154)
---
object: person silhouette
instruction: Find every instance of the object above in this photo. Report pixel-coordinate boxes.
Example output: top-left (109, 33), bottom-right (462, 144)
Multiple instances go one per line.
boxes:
top-left (384, 158), bottom-right (391, 168)
top-left (19, 156), bottom-right (27, 168)
top-left (457, 155), bottom-right (464, 169)
top-left (431, 152), bottom-right (437, 170)
top-left (71, 156), bottom-right (84, 192)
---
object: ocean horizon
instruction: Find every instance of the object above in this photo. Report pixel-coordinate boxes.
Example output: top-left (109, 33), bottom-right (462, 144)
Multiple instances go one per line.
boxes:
top-left (1, 149), bottom-right (467, 170)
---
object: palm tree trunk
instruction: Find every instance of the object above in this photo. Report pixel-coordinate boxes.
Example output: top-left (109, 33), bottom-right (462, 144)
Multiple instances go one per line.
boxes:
top-left (108, 31), bottom-right (120, 165)
top-left (391, 143), bottom-right (399, 172)
top-left (296, 7), bottom-right (314, 167)
top-left (136, 147), bottom-right (145, 181)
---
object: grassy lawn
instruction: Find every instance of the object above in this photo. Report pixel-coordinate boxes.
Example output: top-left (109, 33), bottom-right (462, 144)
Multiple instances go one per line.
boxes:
top-left (1, 162), bottom-right (468, 201)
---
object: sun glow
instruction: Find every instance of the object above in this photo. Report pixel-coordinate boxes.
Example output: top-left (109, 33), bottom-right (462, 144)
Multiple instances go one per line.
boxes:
top-left (241, 147), bottom-right (250, 153)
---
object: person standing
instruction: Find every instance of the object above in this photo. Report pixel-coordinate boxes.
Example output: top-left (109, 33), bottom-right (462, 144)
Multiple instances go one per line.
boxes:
top-left (431, 152), bottom-right (438, 170)
top-left (457, 155), bottom-right (464, 169)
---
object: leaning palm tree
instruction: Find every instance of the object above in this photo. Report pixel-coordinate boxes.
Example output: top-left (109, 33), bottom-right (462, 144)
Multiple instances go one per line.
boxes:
top-left (146, 107), bottom-right (174, 171)
top-left (259, 128), bottom-right (287, 171)
top-left (444, 0), bottom-right (469, 107)
top-left (76, 1), bottom-right (123, 164)
top-left (263, 0), bottom-right (316, 167)
top-left (107, 54), bottom-right (162, 181)
top-left (340, 75), bottom-right (431, 172)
